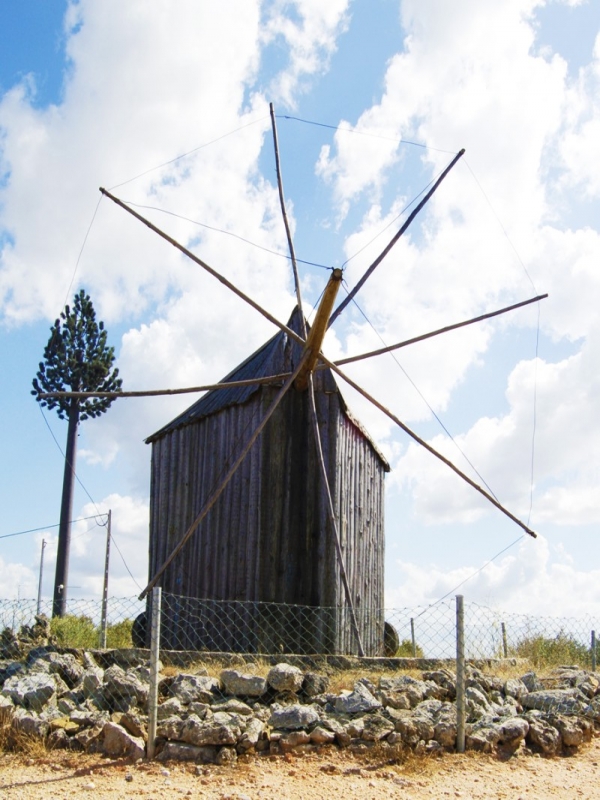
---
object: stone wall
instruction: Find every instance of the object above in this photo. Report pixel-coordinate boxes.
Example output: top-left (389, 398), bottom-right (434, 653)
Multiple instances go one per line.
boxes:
top-left (1, 645), bottom-right (599, 764)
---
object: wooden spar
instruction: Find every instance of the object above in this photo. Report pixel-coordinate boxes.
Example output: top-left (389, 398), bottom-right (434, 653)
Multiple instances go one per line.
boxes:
top-left (328, 148), bottom-right (466, 327)
top-left (294, 268), bottom-right (343, 391)
top-left (40, 295), bottom-right (549, 399)
top-left (36, 373), bottom-right (292, 400)
top-left (138, 351), bottom-right (310, 600)
top-left (270, 102), bottom-right (305, 333)
top-left (271, 120), bottom-right (366, 647)
top-left (271, 124), bottom-right (367, 653)
top-left (325, 358), bottom-right (538, 538)
top-left (308, 375), bottom-right (365, 656)
top-left (40, 291), bottom-right (549, 402)
top-left (99, 187), bottom-right (309, 351)
top-left (102, 184), bottom-right (538, 539)
top-left (332, 294), bottom-right (549, 367)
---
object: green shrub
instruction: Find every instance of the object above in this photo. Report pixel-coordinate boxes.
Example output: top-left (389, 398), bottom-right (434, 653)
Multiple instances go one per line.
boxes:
top-left (105, 619), bottom-right (133, 648)
top-left (50, 615), bottom-right (97, 648)
top-left (511, 631), bottom-right (590, 668)
top-left (49, 615), bottom-right (134, 648)
top-left (396, 638), bottom-right (424, 658)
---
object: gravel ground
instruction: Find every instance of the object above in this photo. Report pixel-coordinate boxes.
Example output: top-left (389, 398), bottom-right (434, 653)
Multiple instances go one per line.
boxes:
top-left (1, 739), bottom-right (599, 800)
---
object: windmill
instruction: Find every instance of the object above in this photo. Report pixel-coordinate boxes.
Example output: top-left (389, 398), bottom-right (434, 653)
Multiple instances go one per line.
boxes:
top-left (40, 105), bottom-right (543, 656)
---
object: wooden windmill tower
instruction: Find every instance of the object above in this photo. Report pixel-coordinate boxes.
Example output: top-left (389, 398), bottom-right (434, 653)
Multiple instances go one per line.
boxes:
top-left (39, 105), bottom-right (542, 656)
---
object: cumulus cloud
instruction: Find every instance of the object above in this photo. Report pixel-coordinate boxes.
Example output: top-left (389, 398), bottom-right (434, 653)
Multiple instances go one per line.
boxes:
top-left (386, 534), bottom-right (600, 619)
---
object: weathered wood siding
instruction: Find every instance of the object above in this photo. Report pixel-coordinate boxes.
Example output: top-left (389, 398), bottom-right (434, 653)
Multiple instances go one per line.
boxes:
top-left (147, 309), bottom-right (387, 656)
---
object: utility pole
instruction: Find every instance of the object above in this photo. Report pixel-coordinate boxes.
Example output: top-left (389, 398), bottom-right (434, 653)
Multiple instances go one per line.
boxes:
top-left (37, 539), bottom-right (47, 615)
top-left (100, 510), bottom-right (111, 648)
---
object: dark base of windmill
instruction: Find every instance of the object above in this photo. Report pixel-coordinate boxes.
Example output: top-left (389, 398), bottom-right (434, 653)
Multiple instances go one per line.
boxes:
top-left (133, 600), bottom-right (396, 657)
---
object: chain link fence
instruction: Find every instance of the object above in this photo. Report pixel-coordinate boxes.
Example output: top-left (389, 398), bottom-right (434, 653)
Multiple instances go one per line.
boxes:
top-left (1, 593), bottom-right (598, 667)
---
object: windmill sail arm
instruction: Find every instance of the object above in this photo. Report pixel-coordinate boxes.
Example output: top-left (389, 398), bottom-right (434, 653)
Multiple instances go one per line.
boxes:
top-left (333, 293), bottom-right (549, 367)
top-left (138, 350), bottom-right (311, 600)
top-left (325, 359), bottom-right (537, 538)
top-left (99, 187), bottom-right (309, 351)
top-left (329, 147), bottom-right (466, 327)
top-left (36, 373), bottom-right (292, 400)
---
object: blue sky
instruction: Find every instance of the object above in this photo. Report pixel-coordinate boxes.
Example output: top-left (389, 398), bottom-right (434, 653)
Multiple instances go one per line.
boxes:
top-left (1, 0), bottom-right (599, 617)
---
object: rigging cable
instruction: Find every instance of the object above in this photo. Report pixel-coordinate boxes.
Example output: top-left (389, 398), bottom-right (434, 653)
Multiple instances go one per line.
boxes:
top-left (277, 114), bottom-right (457, 154)
top-left (339, 282), bottom-right (500, 501)
top-left (123, 201), bottom-right (331, 270)
top-left (415, 534), bottom-right (526, 618)
top-left (340, 175), bottom-right (437, 269)
top-left (462, 158), bottom-right (542, 525)
top-left (63, 194), bottom-right (103, 307)
top-left (108, 116), bottom-right (269, 191)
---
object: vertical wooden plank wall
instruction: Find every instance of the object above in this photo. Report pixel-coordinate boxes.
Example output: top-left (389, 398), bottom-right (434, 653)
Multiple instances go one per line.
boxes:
top-left (148, 381), bottom-right (386, 655)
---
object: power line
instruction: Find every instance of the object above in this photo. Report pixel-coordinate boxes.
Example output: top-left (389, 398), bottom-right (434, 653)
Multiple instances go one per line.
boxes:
top-left (37, 406), bottom-right (141, 588)
top-left (0, 514), bottom-right (107, 541)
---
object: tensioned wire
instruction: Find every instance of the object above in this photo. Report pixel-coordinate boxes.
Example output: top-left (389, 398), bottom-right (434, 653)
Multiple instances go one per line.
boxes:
top-left (52, 109), bottom-right (541, 600)
top-left (37, 405), bottom-right (141, 590)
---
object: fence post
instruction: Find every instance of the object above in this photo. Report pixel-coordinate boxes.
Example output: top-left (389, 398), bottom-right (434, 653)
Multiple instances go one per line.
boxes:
top-left (99, 510), bottom-right (111, 648)
top-left (456, 595), bottom-right (465, 753)
top-left (501, 622), bottom-right (508, 658)
top-left (410, 618), bottom-right (417, 657)
top-left (147, 586), bottom-right (162, 760)
top-left (592, 630), bottom-right (596, 672)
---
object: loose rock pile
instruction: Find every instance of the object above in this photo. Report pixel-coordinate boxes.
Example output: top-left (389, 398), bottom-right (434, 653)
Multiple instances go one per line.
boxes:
top-left (1, 647), bottom-right (599, 764)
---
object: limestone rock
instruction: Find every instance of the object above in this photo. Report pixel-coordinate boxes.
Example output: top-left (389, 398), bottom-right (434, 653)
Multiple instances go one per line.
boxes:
top-left (504, 678), bottom-right (528, 701)
top-left (220, 670), bottom-right (266, 698)
top-left (2, 673), bottom-right (58, 711)
top-left (361, 713), bottom-right (394, 741)
top-left (169, 673), bottom-right (221, 704)
top-left (180, 715), bottom-right (238, 746)
top-left (334, 682), bottom-right (381, 714)
top-left (102, 721), bottom-right (145, 759)
top-left (267, 663), bottom-right (304, 693)
top-left (303, 672), bottom-right (329, 697)
top-left (526, 717), bottom-right (561, 754)
top-left (521, 689), bottom-right (583, 714)
top-left (310, 725), bottom-right (336, 744)
top-left (269, 703), bottom-right (319, 730)
top-left (157, 741), bottom-right (217, 763)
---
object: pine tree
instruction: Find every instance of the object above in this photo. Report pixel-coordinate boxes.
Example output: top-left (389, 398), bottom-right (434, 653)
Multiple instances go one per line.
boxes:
top-left (32, 290), bottom-right (122, 616)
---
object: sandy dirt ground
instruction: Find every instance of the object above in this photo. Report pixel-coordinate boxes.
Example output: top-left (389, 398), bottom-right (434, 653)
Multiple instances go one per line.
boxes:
top-left (1, 740), bottom-right (599, 800)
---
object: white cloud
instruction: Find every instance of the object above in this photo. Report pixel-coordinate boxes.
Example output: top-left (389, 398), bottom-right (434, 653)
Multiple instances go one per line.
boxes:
top-left (262, 0), bottom-right (350, 105)
top-left (386, 534), bottom-right (600, 619)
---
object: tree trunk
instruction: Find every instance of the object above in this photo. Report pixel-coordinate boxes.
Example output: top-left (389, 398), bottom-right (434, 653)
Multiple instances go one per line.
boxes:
top-left (53, 404), bottom-right (79, 617)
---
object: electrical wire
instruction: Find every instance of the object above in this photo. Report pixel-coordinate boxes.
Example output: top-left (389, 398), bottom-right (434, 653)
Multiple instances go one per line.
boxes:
top-left (36, 406), bottom-right (141, 589)
top-left (461, 158), bottom-right (542, 526)
top-left (527, 304), bottom-right (541, 527)
top-left (0, 514), bottom-right (107, 541)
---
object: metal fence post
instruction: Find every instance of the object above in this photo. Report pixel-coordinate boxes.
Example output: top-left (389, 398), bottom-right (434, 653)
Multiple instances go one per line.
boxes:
top-left (456, 595), bottom-right (465, 753)
top-left (410, 617), bottom-right (417, 657)
top-left (501, 621), bottom-right (508, 658)
top-left (592, 630), bottom-right (596, 672)
top-left (147, 587), bottom-right (162, 760)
